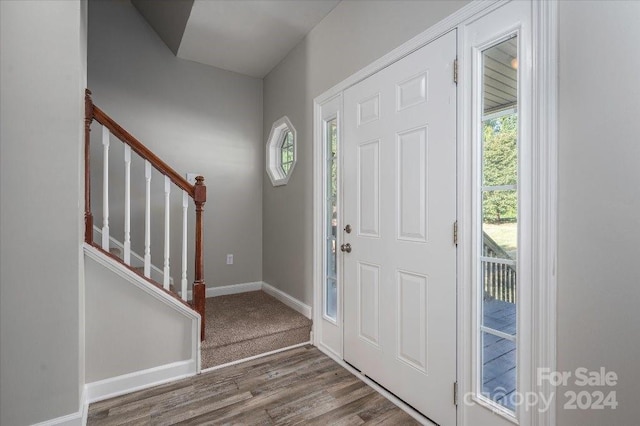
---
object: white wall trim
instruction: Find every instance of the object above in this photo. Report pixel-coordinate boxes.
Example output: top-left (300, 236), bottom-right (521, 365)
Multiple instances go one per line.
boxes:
top-left (85, 360), bottom-right (196, 404)
top-left (316, 344), bottom-right (435, 426)
top-left (266, 115), bottom-right (297, 186)
top-left (184, 281), bottom-right (263, 300)
top-left (262, 282), bottom-right (312, 319)
top-left (184, 281), bottom-right (312, 319)
top-left (81, 389), bottom-right (88, 426)
top-left (531, 1), bottom-right (558, 424)
top-left (457, 1), bottom-right (558, 426)
top-left (84, 243), bottom-right (201, 373)
top-left (30, 407), bottom-right (84, 426)
top-left (209, 281), bottom-right (263, 297)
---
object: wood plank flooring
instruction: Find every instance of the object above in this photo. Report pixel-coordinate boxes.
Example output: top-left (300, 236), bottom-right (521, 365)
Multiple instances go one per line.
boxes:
top-left (87, 345), bottom-right (419, 425)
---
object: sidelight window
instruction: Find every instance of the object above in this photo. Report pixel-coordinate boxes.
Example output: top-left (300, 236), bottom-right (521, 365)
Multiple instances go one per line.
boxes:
top-left (477, 35), bottom-right (519, 413)
top-left (324, 118), bottom-right (338, 321)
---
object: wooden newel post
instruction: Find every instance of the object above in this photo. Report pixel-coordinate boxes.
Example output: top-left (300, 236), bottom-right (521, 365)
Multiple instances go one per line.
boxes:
top-left (84, 89), bottom-right (94, 244)
top-left (193, 176), bottom-right (207, 341)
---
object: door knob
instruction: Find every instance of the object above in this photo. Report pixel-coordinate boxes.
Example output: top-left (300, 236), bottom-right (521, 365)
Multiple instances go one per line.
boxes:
top-left (344, 224), bottom-right (352, 234)
top-left (340, 243), bottom-right (352, 253)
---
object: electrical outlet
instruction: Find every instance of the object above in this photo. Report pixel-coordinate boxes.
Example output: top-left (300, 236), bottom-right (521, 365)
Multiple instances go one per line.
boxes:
top-left (226, 254), bottom-right (233, 265)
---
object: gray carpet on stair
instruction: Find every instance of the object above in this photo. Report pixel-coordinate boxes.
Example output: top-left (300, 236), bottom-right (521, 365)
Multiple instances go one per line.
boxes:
top-left (201, 290), bottom-right (312, 369)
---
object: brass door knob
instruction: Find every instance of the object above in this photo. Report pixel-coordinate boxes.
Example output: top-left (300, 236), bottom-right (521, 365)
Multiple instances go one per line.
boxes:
top-left (340, 243), bottom-right (352, 253)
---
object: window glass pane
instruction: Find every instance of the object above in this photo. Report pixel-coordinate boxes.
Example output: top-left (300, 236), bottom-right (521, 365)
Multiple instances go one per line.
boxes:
top-left (280, 131), bottom-right (294, 176)
top-left (479, 36), bottom-right (518, 414)
top-left (327, 237), bottom-right (337, 279)
top-left (325, 277), bottom-right (337, 320)
top-left (482, 114), bottom-right (518, 187)
top-left (482, 260), bottom-right (517, 333)
top-left (482, 331), bottom-right (516, 411)
top-left (482, 190), bottom-right (517, 260)
top-left (324, 118), bottom-right (338, 321)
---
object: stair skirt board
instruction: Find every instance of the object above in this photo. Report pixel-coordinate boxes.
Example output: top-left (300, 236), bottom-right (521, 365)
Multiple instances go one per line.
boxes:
top-left (85, 359), bottom-right (197, 404)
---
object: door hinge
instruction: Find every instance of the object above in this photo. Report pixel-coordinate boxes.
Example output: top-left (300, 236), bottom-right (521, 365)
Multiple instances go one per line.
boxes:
top-left (453, 58), bottom-right (458, 84)
top-left (453, 220), bottom-right (458, 245)
top-left (453, 381), bottom-right (459, 406)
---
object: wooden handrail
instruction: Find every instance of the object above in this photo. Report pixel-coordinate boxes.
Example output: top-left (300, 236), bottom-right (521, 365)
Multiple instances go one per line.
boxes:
top-left (91, 105), bottom-right (195, 197)
top-left (84, 89), bottom-right (207, 340)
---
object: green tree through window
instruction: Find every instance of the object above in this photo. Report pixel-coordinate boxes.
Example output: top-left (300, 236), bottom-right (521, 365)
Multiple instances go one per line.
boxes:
top-left (482, 113), bottom-right (517, 223)
top-left (280, 131), bottom-right (294, 174)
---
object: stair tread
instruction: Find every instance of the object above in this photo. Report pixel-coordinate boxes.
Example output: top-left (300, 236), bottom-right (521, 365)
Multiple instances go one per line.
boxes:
top-left (201, 291), bottom-right (311, 351)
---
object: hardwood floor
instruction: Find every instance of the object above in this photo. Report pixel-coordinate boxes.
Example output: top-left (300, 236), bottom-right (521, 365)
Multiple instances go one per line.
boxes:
top-left (87, 345), bottom-right (419, 425)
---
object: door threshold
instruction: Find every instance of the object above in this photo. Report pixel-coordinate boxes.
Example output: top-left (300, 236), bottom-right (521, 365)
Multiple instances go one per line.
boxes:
top-left (318, 345), bottom-right (439, 426)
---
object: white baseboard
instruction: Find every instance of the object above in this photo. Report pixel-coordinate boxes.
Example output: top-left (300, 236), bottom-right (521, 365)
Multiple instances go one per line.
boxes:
top-left (262, 282), bottom-right (312, 319)
top-left (30, 410), bottom-right (84, 426)
top-left (183, 281), bottom-right (313, 321)
top-left (195, 281), bottom-right (312, 319)
top-left (30, 379), bottom-right (88, 425)
top-left (184, 281), bottom-right (263, 300)
top-left (208, 281), bottom-right (263, 297)
top-left (85, 359), bottom-right (196, 404)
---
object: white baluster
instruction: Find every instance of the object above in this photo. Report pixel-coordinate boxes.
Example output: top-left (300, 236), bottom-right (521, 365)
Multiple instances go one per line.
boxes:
top-left (181, 190), bottom-right (188, 300)
top-left (101, 126), bottom-right (110, 251)
top-left (144, 161), bottom-right (151, 278)
top-left (163, 175), bottom-right (171, 290)
top-left (124, 145), bottom-right (131, 265)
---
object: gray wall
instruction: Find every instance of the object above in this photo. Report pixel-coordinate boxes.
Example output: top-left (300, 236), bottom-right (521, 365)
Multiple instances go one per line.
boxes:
top-left (85, 255), bottom-right (193, 382)
top-left (88, 0), bottom-right (263, 289)
top-left (131, 0), bottom-right (194, 55)
top-left (262, 0), bottom-right (470, 304)
top-left (0, 1), bottom-right (87, 424)
top-left (557, 1), bottom-right (640, 424)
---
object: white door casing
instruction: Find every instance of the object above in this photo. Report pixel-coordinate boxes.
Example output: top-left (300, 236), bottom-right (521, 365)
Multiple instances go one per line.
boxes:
top-left (342, 30), bottom-right (457, 425)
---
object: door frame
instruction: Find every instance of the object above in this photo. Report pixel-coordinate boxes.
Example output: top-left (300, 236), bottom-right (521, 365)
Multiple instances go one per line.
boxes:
top-left (312, 1), bottom-right (558, 425)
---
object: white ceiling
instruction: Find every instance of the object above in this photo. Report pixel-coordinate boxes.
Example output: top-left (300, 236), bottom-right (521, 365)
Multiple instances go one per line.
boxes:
top-left (177, 0), bottom-right (341, 78)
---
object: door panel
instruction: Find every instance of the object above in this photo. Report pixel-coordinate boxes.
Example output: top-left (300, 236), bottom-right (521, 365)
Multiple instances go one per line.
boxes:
top-left (343, 30), bottom-right (457, 425)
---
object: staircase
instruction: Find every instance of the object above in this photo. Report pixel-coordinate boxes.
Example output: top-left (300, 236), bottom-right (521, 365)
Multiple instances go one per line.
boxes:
top-left (84, 89), bottom-right (312, 371)
top-left (201, 291), bottom-right (312, 369)
top-left (84, 89), bottom-right (206, 339)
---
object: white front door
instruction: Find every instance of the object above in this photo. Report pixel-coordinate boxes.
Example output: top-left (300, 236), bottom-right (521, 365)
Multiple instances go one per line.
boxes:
top-left (342, 30), bottom-right (457, 425)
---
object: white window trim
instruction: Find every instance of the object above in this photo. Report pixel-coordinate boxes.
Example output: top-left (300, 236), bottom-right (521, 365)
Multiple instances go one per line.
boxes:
top-left (314, 94), bottom-right (344, 359)
top-left (312, 1), bottom-right (557, 425)
top-left (459, 2), bottom-right (558, 426)
top-left (266, 116), bottom-right (297, 186)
